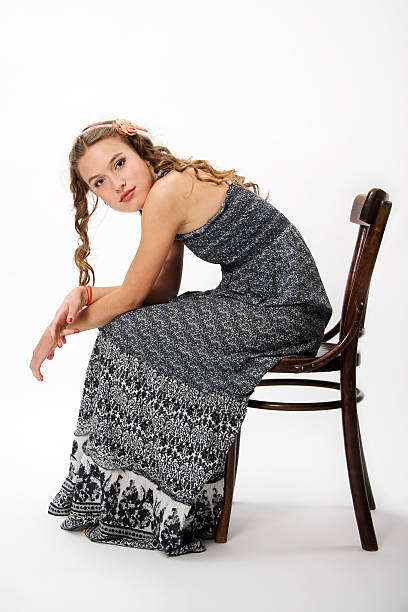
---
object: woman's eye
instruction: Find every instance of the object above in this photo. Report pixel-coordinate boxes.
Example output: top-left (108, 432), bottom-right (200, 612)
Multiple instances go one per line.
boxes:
top-left (93, 158), bottom-right (125, 188)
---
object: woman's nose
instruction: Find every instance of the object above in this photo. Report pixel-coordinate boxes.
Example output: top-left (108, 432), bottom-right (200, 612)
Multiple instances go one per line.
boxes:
top-left (115, 179), bottom-right (126, 191)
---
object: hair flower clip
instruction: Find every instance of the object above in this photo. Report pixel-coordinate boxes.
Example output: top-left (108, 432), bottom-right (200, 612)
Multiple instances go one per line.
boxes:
top-left (114, 118), bottom-right (149, 136)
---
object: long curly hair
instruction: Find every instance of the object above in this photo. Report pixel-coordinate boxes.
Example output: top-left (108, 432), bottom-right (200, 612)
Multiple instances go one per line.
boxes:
top-left (69, 119), bottom-right (269, 286)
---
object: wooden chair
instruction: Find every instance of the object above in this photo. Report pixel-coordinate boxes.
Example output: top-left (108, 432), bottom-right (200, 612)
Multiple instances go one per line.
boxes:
top-left (215, 187), bottom-right (392, 552)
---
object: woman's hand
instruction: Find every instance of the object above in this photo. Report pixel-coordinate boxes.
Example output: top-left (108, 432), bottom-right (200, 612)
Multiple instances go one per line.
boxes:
top-left (49, 286), bottom-right (88, 346)
top-left (30, 324), bottom-right (72, 381)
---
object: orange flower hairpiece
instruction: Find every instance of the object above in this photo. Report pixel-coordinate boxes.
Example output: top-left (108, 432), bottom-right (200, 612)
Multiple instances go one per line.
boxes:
top-left (82, 118), bottom-right (149, 135)
top-left (114, 118), bottom-right (149, 136)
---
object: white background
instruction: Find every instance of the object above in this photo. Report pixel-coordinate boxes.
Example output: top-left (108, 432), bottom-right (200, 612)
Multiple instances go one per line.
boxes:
top-left (1, 0), bottom-right (407, 610)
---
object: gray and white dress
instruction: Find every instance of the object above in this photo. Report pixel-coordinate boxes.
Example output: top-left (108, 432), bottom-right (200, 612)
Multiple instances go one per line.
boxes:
top-left (48, 170), bottom-right (333, 556)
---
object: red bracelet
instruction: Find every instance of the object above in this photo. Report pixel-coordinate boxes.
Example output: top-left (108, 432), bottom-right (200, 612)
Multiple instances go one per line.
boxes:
top-left (85, 285), bottom-right (92, 306)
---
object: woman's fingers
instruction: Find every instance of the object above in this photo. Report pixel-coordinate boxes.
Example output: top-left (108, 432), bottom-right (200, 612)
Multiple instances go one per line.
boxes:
top-left (51, 322), bottom-right (62, 343)
top-left (61, 328), bottom-right (80, 337)
top-left (30, 358), bottom-right (43, 382)
top-left (50, 307), bottom-right (68, 342)
top-left (59, 335), bottom-right (67, 347)
top-left (57, 336), bottom-right (67, 348)
top-left (54, 328), bottom-right (79, 347)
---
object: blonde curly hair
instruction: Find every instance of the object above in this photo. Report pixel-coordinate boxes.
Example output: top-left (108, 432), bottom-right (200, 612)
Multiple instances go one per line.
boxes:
top-left (69, 119), bottom-right (269, 286)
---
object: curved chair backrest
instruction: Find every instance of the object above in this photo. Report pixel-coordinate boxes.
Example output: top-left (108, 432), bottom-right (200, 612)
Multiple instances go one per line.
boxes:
top-left (340, 188), bottom-right (392, 340)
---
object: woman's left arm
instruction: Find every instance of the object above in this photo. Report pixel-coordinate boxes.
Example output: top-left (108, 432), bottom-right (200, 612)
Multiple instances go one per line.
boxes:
top-left (55, 185), bottom-right (184, 339)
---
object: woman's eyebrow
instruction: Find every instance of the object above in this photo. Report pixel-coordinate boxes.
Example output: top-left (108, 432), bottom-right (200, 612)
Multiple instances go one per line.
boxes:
top-left (88, 152), bottom-right (124, 183)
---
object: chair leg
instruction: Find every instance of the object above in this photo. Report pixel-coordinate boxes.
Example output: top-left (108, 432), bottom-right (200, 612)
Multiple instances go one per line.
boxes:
top-left (234, 428), bottom-right (241, 487)
top-left (215, 434), bottom-right (238, 543)
top-left (340, 353), bottom-right (378, 551)
top-left (357, 417), bottom-right (376, 510)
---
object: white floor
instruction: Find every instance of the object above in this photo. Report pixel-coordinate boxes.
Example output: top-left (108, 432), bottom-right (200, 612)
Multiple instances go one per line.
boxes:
top-left (3, 494), bottom-right (408, 612)
top-left (3, 376), bottom-right (407, 611)
top-left (3, 392), bottom-right (408, 612)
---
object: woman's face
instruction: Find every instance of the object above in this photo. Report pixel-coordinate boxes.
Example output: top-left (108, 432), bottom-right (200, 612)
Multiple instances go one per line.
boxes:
top-left (77, 135), bottom-right (155, 213)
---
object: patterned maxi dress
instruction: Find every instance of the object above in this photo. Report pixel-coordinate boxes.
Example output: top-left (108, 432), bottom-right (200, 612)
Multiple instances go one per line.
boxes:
top-left (48, 170), bottom-right (333, 556)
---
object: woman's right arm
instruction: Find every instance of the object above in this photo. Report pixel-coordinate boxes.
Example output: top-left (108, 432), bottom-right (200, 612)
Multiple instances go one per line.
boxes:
top-left (142, 240), bottom-right (184, 305)
top-left (87, 286), bottom-right (121, 303)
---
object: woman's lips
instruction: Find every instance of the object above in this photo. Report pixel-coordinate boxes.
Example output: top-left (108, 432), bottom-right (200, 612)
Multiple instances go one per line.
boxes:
top-left (121, 187), bottom-right (136, 202)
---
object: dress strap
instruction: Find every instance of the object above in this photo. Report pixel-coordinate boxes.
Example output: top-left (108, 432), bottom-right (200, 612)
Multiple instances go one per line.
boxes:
top-left (155, 168), bottom-right (172, 181)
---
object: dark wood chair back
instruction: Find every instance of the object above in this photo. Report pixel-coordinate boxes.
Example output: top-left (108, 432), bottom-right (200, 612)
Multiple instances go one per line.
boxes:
top-left (340, 188), bottom-right (392, 341)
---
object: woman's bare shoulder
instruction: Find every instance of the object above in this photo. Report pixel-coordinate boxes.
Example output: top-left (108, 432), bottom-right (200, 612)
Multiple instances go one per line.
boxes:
top-left (151, 167), bottom-right (197, 197)
top-left (148, 167), bottom-right (229, 235)
top-left (146, 168), bottom-right (196, 227)
top-left (142, 170), bottom-right (192, 235)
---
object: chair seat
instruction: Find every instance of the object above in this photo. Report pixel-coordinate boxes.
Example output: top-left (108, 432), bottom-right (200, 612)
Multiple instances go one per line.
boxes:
top-left (270, 342), bottom-right (361, 373)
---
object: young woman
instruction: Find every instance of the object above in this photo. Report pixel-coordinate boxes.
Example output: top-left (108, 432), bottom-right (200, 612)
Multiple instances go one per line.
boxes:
top-left (30, 117), bottom-right (333, 556)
